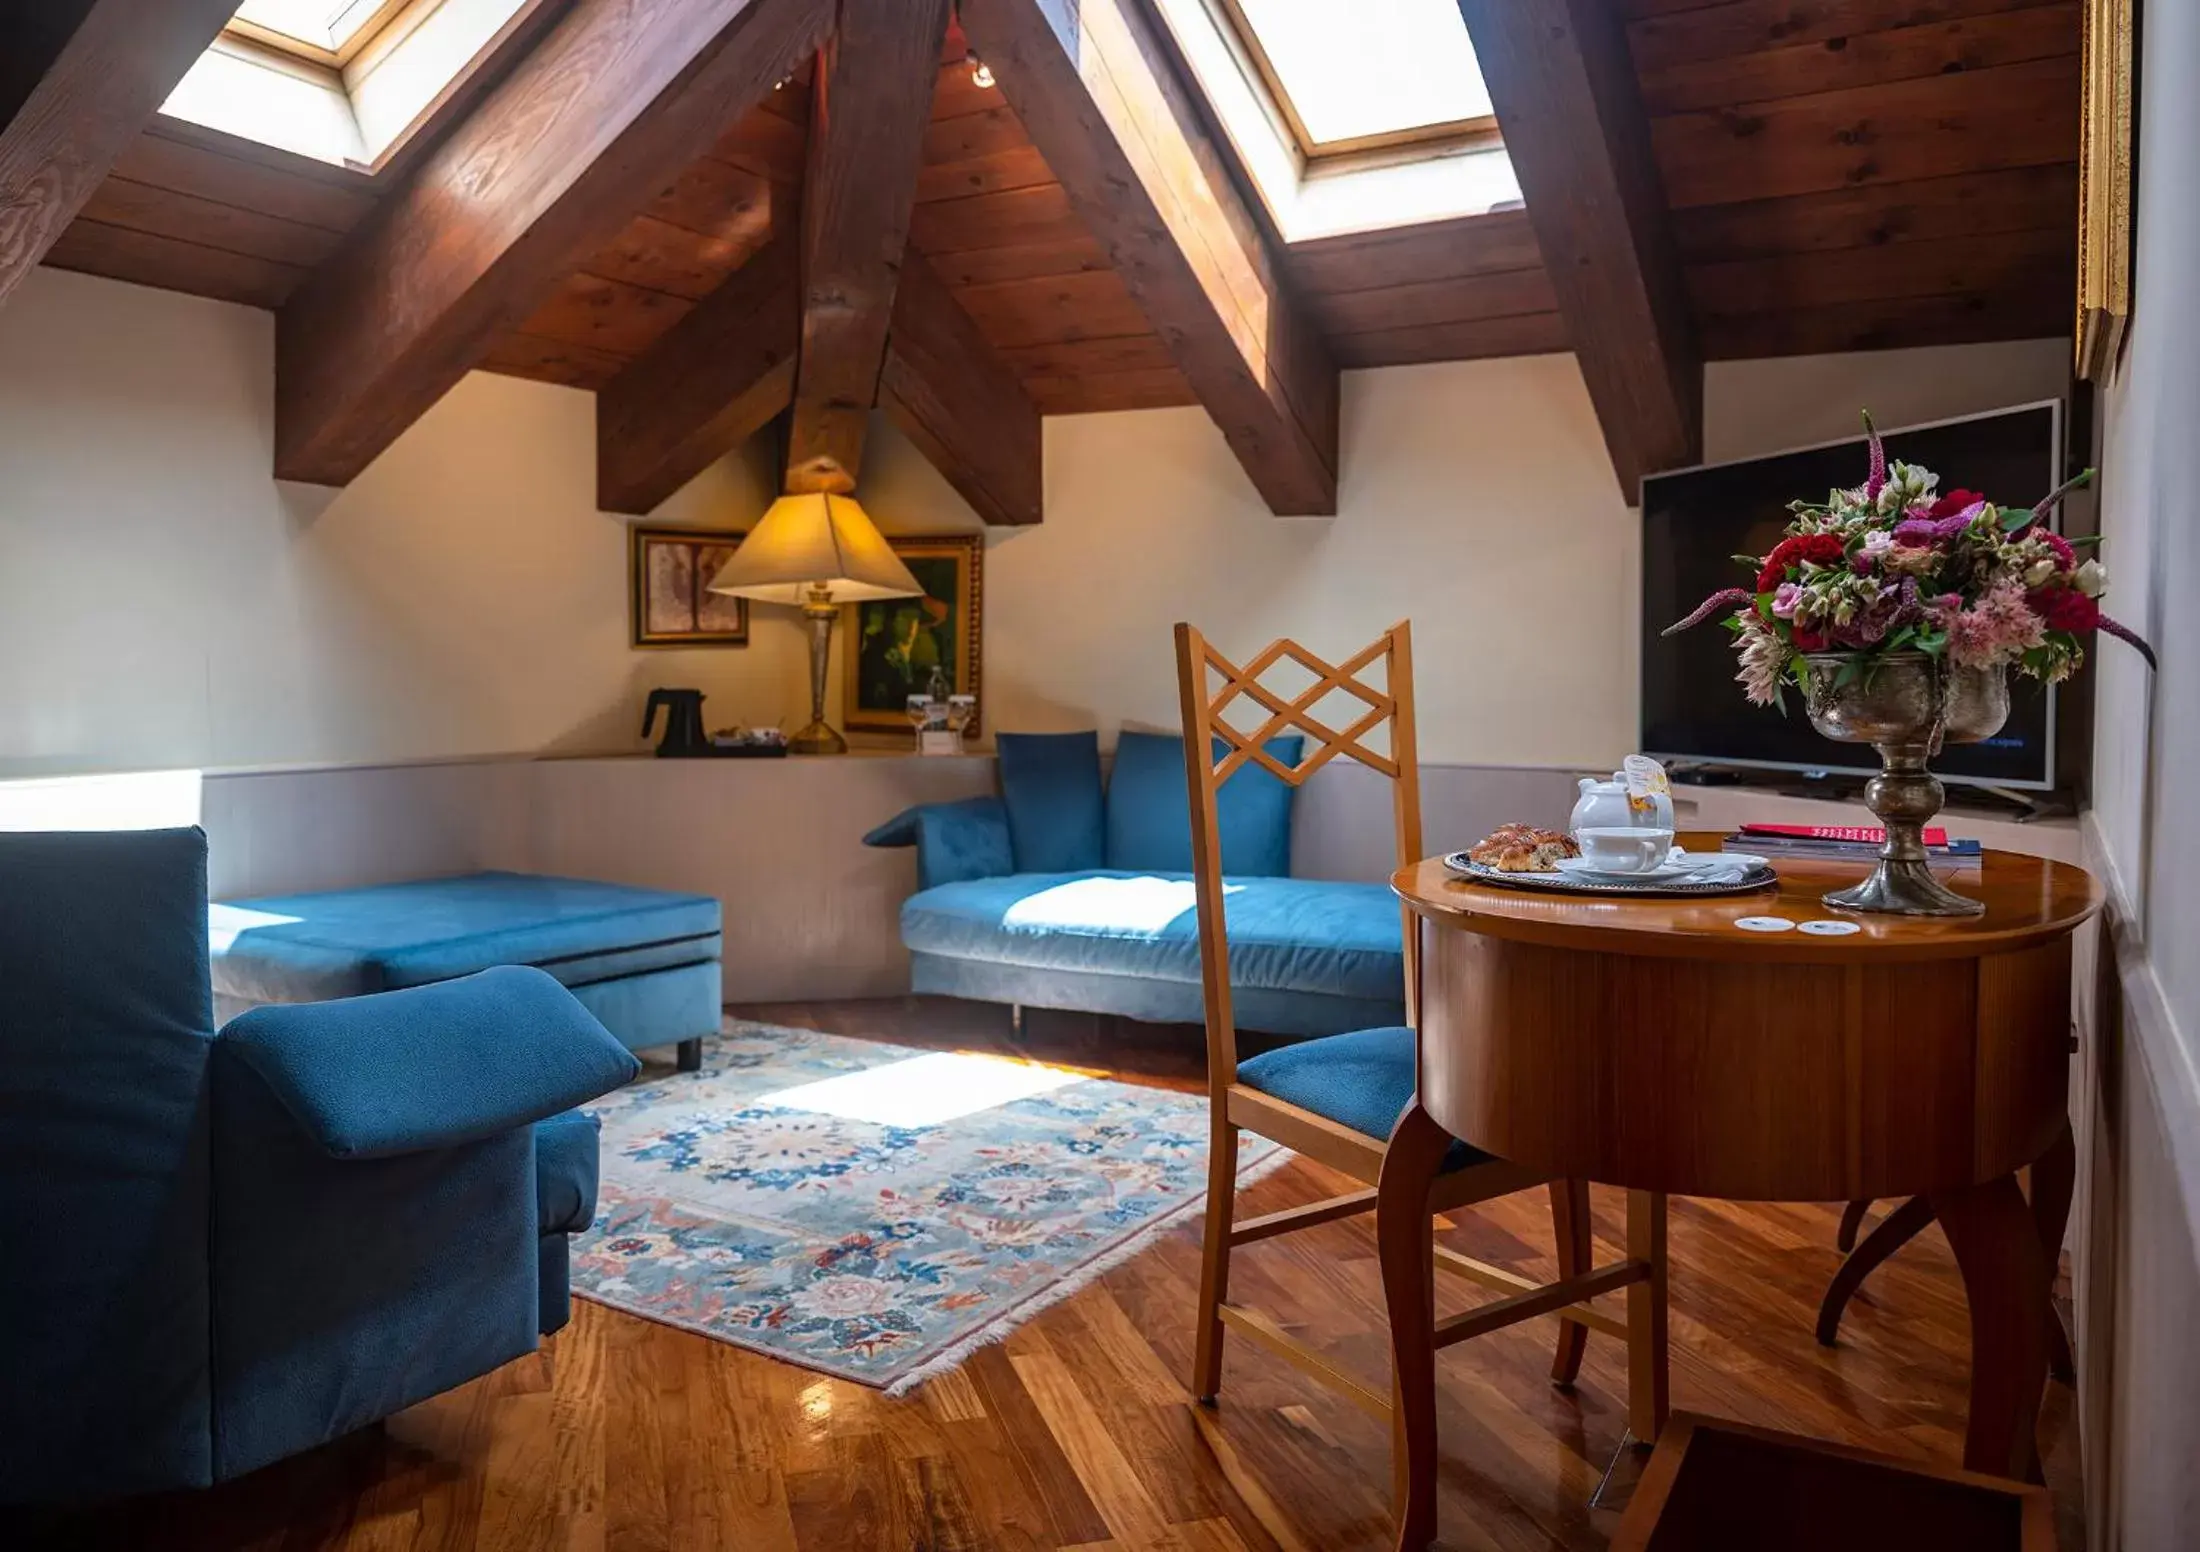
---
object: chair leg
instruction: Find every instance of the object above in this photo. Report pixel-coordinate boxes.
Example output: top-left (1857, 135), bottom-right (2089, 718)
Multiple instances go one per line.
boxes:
top-left (1626, 1190), bottom-right (1670, 1445)
top-left (1548, 1179), bottom-right (1591, 1387)
top-left (1836, 1197), bottom-right (1872, 1253)
top-left (1191, 1120), bottom-right (1240, 1404)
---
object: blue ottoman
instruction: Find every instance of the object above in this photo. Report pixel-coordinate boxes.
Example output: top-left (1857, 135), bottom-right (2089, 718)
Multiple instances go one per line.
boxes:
top-left (210, 871), bottom-right (722, 1072)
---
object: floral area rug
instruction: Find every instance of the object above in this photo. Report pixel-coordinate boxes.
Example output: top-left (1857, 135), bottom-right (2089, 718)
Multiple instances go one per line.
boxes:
top-left (570, 1022), bottom-right (1283, 1394)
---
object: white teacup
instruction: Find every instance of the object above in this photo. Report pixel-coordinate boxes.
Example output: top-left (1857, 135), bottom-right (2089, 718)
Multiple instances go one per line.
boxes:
top-left (1576, 826), bottom-right (1675, 874)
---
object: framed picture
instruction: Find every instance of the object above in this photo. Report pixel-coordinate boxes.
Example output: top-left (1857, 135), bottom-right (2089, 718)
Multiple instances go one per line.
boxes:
top-left (2076, 0), bottom-right (2134, 381)
top-left (630, 526), bottom-right (749, 648)
top-left (841, 535), bottom-right (984, 735)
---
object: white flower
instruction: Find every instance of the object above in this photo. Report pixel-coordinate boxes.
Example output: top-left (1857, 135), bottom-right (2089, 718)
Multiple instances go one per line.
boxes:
top-left (2024, 558), bottom-right (2056, 588)
top-left (2076, 558), bottom-right (2108, 597)
top-left (1862, 530), bottom-right (1895, 556)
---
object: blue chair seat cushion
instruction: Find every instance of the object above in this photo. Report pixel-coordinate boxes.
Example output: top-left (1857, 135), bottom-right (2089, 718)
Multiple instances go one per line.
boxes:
top-left (533, 1110), bottom-right (602, 1236)
top-left (1236, 1026), bottom-right (1487, 1168)
top-left (899, 871), bottom-right (1402, 1003)
top-left (210, 872), bottom-right (721, 1005)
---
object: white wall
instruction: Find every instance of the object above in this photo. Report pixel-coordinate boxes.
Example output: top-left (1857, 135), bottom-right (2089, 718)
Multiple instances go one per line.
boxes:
top-left (2073, 0), bottom-right (2200, 1542)
top-left (0, 267), bottom-right (804, 780)
top-left (0, 260), bottom-right (2068, 780)
top-left (860, 340), bottom-right (2072, 767)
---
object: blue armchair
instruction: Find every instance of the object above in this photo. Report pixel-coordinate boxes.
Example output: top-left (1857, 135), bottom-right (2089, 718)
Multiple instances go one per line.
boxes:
top-left (0, 828), bottom-right (639, 1504)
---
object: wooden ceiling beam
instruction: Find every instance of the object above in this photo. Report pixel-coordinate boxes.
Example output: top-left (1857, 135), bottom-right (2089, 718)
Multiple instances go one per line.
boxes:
top-left (274, 0), bottom-right (835, 487)
top-left (882, 250), bottom-right (1044, 527)
top-left (1455, 0), bottom-right (1702, 497)
top-left (0, 0), bottom-right (238, 312)
top-left (957, 0), bottom-right (1338, 516)
top-left (782, 0), bottom-right (954, 494)
top-left (596, 227), bottom-right (800, 516)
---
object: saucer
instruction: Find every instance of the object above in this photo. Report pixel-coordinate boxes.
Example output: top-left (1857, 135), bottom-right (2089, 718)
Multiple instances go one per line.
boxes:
top-left (1555, 850), bottom-right (1767, 884)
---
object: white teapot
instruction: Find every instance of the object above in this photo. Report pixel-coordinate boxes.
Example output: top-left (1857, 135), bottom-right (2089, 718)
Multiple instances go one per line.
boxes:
top-left (1570, 775), bottom-right (1634, 835)
top-left (1571, 766), bottom-right (1675, 837)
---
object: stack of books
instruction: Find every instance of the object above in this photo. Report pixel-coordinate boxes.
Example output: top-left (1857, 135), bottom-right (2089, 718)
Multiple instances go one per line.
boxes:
top-left (1722, 823), bottom-right (1984, 871)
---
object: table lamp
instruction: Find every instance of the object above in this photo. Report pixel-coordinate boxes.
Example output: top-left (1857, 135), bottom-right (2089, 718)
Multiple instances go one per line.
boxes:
top-left (708, 491), bottom-right (922, 755)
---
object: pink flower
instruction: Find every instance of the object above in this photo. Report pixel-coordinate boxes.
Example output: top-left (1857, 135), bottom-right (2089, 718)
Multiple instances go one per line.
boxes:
top-left (1770, 582), bottom-right (1804, 619)
top-left (1940, 579), bottom-right (2045, 671)
top-left (2039, 531), bottom-right (2076, 571)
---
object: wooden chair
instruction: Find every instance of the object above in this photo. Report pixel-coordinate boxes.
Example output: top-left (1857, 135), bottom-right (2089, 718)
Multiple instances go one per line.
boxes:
top-left (1174, 618), bottom-right (1667, 1431)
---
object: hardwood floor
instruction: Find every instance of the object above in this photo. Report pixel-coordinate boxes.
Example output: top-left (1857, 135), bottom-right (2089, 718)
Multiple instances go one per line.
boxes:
top-left (10, 998), bottom-right (2083, 1550)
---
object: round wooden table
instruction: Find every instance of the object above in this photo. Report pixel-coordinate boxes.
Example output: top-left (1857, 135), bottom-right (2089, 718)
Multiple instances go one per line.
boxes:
top-left (1379, 837), bottom-right (2100, 1548)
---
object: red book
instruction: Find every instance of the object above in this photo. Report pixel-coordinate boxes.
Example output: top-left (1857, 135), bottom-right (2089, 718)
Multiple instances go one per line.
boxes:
top-left (1741, 822), bottom-right (1951, 847)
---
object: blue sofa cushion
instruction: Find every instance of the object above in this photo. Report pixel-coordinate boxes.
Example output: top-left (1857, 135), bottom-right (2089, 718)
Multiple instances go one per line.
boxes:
top-left (863, 794), bottom-right (1014, 890)
top-left (1237, 1026), bottom-right (1486, 1167)
top-left (219, 966), bottom-right (640, 1160)
top-left (997, 732), bottom-right (1105, 873)
top-left (900, 871), bottom-right (1402, 1003)
top-left (534, 1110), bottom-right (602, 1236)
top-left (209, 871), bottom-right (721, 1005)
top-left (1105, 730), bottom-right (1300, 877)
top-left (0, 827), bottom-right (218, 1500)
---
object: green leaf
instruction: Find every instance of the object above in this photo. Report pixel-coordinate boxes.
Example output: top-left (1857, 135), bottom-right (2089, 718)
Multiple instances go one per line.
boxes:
top-left (2066, 533), bottom-right (2104, 548)
top-left (1732, 553), bottom-right (1765, 568)
top-left (1914, 629), bottom-right (1948, 658)
top-left (1834, 657), bottom-right (1863, 690)
top-left (2000, 506), bottom-right (2033, 532)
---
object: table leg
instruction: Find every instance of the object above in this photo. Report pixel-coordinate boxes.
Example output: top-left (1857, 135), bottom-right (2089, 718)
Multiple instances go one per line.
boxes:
top-left (1930, 1172), bottom-right (2050, 1480)
top-left (2029, 1123), bottom-right (2077, 1384)
top-left (1379, 1100), bottom-right (1451, 1552)
top-left (1816, 1195), bottom-right (1935, 1347)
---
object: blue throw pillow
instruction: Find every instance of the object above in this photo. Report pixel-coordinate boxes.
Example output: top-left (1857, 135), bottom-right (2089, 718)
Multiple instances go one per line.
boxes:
top-left (996, 731), bottom-right (1106, 873)
top-left (1104, 730), bottom-right (1300, 877)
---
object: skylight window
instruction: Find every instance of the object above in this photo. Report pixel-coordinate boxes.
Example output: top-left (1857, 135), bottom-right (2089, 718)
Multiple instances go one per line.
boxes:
top-left (1223, 0), bottom-right (1496, 156)
top-left (229, 1), bottom-right (406, 62)
top-left (168, 0), bottom-right (539, 170)
top-left (1153, 0), bottom-right (1517, 240)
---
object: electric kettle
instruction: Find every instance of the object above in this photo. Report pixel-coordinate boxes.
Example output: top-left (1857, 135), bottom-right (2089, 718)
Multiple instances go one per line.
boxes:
top-left (642, 688), bottom-right (710, 758)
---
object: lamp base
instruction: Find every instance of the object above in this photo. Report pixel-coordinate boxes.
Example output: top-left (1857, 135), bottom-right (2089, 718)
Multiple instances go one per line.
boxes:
top-left (788, 718), bottom-right (847, 756)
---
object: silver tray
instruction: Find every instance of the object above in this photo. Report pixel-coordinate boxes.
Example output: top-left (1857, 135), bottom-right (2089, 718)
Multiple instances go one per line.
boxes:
top-left (1442, 853), bottom-right (1779, 899)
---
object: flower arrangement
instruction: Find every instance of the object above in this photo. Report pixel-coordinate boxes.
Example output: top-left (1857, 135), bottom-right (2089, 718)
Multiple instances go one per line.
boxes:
top-left (1667, 413), bottom-right (2155, 708)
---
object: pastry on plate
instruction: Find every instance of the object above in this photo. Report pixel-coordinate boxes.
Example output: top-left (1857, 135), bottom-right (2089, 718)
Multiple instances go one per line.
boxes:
top-left (1467, 824), bottom-right (1581, 874)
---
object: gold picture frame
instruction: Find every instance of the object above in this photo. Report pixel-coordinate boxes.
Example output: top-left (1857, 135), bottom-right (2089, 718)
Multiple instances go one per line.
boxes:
top-left (629, 526), bottom-right (750, 648)
top-left (841, 535), bottom-right (984, 734)
top-left (2076, 0), bottom-right (2135, 381)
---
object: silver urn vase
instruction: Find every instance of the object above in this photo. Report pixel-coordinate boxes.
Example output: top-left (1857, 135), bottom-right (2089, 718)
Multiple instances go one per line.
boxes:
top-left (1800, 651), bottom-right (2009, 917)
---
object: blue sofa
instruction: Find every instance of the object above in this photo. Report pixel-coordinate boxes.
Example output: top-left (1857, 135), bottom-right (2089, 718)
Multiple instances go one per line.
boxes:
top-left (208, 871), bottom-right (723, 1073)
top-left (0, 829), bottom-right (639, 1504)
top-left (867, 731), bottom-right (1407, 1037)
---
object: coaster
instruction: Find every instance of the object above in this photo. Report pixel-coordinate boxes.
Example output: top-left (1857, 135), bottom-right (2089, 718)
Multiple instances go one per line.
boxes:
top-left (1799, 919), bottom-right (1862, 937)
top-left (1735, 916), bottom-right (1796, 933)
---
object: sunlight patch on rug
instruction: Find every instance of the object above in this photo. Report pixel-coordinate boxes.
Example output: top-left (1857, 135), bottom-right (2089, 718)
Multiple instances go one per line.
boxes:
top-left (569, 1021), bottom-right (1283, 1394)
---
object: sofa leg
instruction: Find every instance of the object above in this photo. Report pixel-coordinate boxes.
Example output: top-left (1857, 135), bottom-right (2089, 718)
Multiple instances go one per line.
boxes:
top-left (1009, 1003), bottom-right (1025, 1042)
top-left (676, 1037), bottom-right (703, 1073)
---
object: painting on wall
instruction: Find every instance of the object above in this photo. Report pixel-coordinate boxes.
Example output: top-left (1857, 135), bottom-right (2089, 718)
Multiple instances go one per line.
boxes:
top-left (630, 526), bottom-right (749, 648)
top-left (2076, 0), bottom-right (2134, 381)
top-left (841, 535), bottom-right (984, 734)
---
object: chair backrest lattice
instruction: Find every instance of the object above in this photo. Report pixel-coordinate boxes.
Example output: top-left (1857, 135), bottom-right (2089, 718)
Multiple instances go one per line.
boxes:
top-left (1203, 634), bottom-right (1403, 788)
top-left (1172, 620), bottom-right (1424, 1086)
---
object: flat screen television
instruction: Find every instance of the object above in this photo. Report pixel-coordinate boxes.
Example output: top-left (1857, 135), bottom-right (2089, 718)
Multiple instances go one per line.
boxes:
top-left (1639, 401), bottom-right (2064, 793)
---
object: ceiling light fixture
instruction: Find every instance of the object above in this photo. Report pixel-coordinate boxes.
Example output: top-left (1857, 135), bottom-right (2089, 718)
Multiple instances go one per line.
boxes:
top-left (967, 51), bottom-right (995, 89)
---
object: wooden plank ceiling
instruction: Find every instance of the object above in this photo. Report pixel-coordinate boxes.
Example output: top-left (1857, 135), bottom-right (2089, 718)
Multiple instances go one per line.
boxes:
top-left (25, 0), bottom-right (2081, 510)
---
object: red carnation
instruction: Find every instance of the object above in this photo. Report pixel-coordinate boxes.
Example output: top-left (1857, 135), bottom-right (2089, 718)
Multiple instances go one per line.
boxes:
top-left (1756, 533), bottom-right (1846, 592)
top-left (1790, 626), bottom-right (1829, 652)
top-left (1926, 488), bottom-right (1986, 520)
top-left (2030, 587), bottom-right (2100, 633)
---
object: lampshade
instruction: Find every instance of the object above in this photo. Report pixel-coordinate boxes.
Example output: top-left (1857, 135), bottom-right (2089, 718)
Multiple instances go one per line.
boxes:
top-left (706, 492), bottom-right (922, 605)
